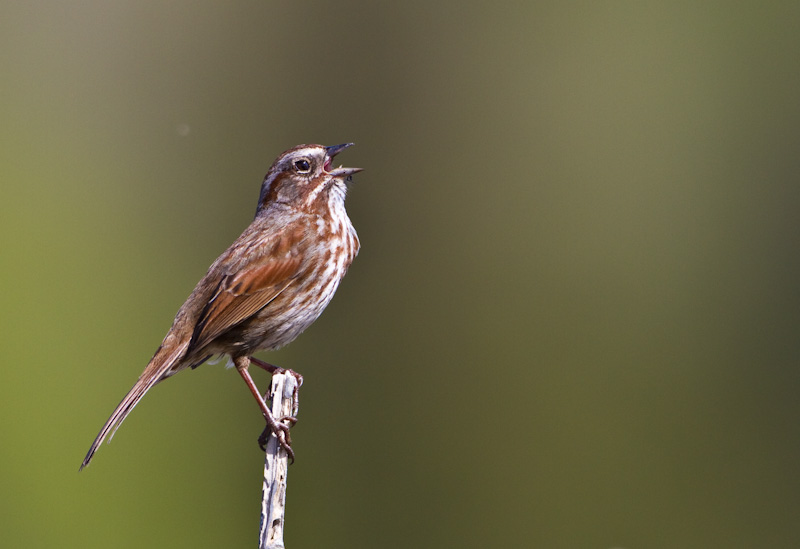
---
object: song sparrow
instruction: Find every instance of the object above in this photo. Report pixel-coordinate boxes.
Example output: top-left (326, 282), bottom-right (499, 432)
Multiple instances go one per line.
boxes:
top-left (80, 143), bottom-right (362, 470)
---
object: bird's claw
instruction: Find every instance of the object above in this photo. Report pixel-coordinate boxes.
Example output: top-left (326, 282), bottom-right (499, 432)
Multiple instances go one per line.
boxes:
top-left (251, 358), bottom-right (302, 462)
top-left (258, 415), bottom-right (297, 463)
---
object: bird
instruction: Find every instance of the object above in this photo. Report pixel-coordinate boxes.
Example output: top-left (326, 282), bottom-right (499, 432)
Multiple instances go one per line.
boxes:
top-left (80, 143), bottom-right (362, 470)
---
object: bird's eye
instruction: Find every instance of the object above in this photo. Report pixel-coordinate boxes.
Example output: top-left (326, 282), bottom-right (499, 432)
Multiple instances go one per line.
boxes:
top-left (294, 159), bottom-right (311, 173)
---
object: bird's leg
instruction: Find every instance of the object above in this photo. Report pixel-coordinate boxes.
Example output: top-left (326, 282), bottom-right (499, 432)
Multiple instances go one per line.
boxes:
top-left (251, 357), bottom-right (303, 454)
top-left (251, 357), bottom-right (303, 418)
top-left (233, 356), bottom-right (294, 461)
top-left (250, 357), bottom-right (282, 375)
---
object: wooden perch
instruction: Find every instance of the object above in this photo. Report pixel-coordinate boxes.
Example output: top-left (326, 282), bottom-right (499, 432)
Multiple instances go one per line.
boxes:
top-left (259, 372), bottom-right (299, 549)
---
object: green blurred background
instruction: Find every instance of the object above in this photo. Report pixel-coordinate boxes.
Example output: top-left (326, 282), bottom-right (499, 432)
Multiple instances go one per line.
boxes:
top-left (2, 1), bottom-right (800, 547)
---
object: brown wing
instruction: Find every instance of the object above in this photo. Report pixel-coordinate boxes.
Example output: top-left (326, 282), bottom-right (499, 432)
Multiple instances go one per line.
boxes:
top-left (189, 253), bottom-right (303, 352)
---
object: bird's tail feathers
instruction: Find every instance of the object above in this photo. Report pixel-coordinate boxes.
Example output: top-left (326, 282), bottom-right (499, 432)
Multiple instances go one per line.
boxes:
top-left (79, 341), bottom-right (189, 470)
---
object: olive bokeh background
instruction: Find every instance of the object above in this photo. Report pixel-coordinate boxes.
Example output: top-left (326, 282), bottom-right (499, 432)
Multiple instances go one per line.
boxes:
top-left (2, 2), bottom-right (800, 547)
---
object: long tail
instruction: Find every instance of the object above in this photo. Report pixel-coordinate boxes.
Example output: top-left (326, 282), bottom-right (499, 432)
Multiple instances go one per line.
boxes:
top-left (80, 341), bottom-right (189, 470)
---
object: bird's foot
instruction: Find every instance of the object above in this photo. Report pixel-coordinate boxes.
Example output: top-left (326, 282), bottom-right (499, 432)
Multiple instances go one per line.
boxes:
top-left (258, 414), bottom-right (297, 463)
top-left (252, 357), bottom-right (303, 418)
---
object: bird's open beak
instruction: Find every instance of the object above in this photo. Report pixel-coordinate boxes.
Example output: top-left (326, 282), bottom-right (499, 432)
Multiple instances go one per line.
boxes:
top-left (325, 143), bottom-right (363, 177)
